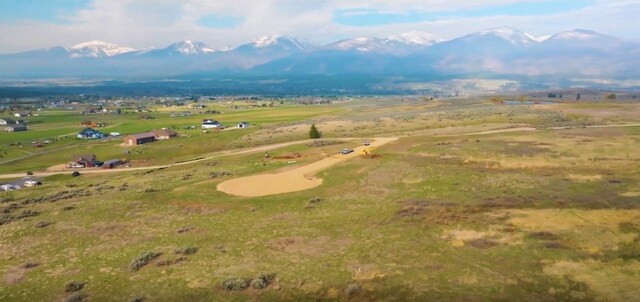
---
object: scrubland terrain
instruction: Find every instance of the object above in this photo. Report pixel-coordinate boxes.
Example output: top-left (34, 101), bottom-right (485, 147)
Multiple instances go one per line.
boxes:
top-left (1, 96), bottom-right (639, 301)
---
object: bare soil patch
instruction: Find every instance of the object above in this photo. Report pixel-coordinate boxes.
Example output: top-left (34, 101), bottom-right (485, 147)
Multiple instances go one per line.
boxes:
top-left (217, 138), bottom-right (397, 197)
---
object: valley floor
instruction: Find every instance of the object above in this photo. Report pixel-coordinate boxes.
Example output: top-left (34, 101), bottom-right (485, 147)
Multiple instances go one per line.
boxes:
top-left (1, 96), bottom-right (639, 301)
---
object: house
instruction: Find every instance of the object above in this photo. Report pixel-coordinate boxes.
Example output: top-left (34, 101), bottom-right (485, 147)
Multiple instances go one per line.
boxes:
top-left (123, 133), bottom-right (156, 146)
top-left (5, 124), bottom-right (27, 132)
top-left (77, 128), bottom-right (105, 139)
top-left (102, 159), bottom-right (125, 169)
top-left (151, 129), bottom-right (177, 140)
top-left (80, 109), bottom-right (97, 115)
top-left (69, 154), bottom-right (97, 168)
top-left (0, 118), bottom-right (17, 125)
top-left (237, 122), bottom-right (250, 128)
top-left (80, 120), bottom-right (98, 127)
top-left (202, 119), bottom-right (222, 129)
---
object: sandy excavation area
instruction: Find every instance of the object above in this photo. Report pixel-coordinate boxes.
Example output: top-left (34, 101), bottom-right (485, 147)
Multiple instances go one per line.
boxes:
top-left (217, 137), bottom-right (398, 197)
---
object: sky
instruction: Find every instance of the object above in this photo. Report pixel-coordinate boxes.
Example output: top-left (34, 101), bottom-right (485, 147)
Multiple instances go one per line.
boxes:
top-left (0, 0), bottom-right (638, 53)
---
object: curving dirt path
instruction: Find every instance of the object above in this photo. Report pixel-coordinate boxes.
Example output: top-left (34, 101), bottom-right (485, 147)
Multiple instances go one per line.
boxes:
top-left (1, 122), bottom-right (638, 181)
top-left (217, 137), bottom-right (398, 197)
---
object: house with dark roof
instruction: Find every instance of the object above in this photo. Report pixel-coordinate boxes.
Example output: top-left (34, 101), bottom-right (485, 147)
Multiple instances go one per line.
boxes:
top-left (202, 119), bottom-right (222, 129)
top-left (69, 154), bottom-right (97, 168)
top-left (77, 128), bottom-right (105, 139)
top-left (0, 118), bottom-right (18, 125)
top-left (123, 133), bottom-right (156, 146)
top-left (102, 159), bottom-right (125, 169)
top-left (5, 124), bottom-right (27, 132)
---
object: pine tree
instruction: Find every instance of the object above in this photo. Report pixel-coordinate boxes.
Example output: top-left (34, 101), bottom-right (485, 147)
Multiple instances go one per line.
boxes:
top-left (309, 124), bottom-right (321, 139)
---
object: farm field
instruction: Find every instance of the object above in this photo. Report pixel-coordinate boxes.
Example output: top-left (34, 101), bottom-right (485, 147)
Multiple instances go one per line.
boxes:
top-left (1, 96), bottom-right (640, 301)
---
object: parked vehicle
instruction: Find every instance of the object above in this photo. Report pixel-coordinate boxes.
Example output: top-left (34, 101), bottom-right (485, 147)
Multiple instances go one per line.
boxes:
top-left (26, 171), bottom-right (33, 176)
top-left (68, 162), bottom-right (85, 169)
top-left (24, 180), bottom-right (41, 187)
top-left (72, 171), bottom-right (81, 177)
top-left (363, 141), bottom-right (370, 146)
top-left (339, 148), bottom-right (354, 155)
top-left (1, 184), bottom-right (20, 191)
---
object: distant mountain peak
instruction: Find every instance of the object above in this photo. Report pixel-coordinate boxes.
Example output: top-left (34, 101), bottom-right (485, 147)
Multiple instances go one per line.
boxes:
top-left (68, 40), bottom-right (135, 58)
top-left (476, 26), bottom-right (535, 44)
top-left (166, 40), bottom-right (215, 54)
top-left (549, 29), bottom-right (605, 41)
top-left (250, 35), bottom-right (306, 50)
top-left (387, 31), bottom-right (442, 46)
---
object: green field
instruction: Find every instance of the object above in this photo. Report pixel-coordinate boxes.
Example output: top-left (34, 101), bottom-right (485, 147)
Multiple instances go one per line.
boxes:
top-left (1, 97), bottom-right (640, 301)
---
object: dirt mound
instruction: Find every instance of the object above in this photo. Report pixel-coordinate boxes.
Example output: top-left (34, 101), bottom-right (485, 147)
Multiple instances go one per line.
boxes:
top-left (217, 138), bottom-right (397, 197)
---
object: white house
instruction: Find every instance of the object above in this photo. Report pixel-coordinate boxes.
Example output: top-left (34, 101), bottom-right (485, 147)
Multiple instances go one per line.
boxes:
top-left (0, 118), bottom-right (17, 125)
top-left (202, 119), bottom-right (222, 129)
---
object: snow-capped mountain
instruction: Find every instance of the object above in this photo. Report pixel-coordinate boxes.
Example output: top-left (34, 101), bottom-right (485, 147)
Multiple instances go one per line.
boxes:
top-left (69, 40), bottom-right (136, 58)
top-left (387, 31), bottom-right (442, 46)
top-left (0, 27), bottom-right (637, 79)
top-left (548, 29), bottom-right (603, 41)
top-left (161, 40), bottom-right (216, 55)
top-left (461, 26), bottom-right (536, 45)
top-left (249, 35), bottom-right (307, 50)
top-left (324, 32), bottom-right (440, 55)
top-left (233, 35), bottom-right (308, 53)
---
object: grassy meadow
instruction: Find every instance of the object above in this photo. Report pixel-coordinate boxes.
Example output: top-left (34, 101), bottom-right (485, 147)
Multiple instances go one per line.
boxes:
top-left (1, 96), bottom-right (639, 301)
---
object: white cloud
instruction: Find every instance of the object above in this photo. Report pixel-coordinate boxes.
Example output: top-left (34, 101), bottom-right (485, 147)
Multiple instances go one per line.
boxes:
top-left (0, 0), bottom-right (638, 53)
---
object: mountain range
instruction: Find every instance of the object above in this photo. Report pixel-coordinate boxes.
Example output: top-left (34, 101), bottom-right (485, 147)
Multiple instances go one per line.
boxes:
top-left (1, 26), bottom-right (638, 80)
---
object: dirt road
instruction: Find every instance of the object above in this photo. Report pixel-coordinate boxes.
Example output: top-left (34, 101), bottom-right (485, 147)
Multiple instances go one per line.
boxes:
top-left (0, 138), bottom-right (360, 179)
top-left (1, 123), bottom-right (638, 180)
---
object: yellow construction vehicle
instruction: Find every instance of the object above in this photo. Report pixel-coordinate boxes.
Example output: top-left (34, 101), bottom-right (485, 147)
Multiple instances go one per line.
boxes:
top-left (360, 147), bottom-right (376, 159)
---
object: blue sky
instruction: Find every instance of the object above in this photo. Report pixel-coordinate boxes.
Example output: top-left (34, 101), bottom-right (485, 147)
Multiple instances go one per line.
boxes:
top-left (0, 0), bottom-right (637, 53)
top-left (196, 15), bottom-right (244, 29)
top-left (0, 0), bottom-right (92, 23)
top-left (334, 1), bottom-right (596, 26)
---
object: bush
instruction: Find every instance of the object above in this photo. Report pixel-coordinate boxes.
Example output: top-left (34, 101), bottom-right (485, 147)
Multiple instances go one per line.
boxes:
top-left (15, 210), bottom-right (38, 219)
top-left (251, 272), bottom-right (275, 289)
top-left (221, 277), bottom-right (248, 291)
top-left (21, 262), bottom-right (39, 269)
top-left (63, 293), bottom-right (86, 302)
top-left (174, 247), bottom-right (198, 256)
top-left (143, 187), bottom-right (158, 193)
top-left (64, 281), bottom-right (85, 293)
top-left (345, 283), bottom-right (361, 298)
top-left (528, 231), bottom-right (559, 241)
top-left (129, 252), bottom-right (161, 272)
top-left (209, 171), bottom-right (232, 179)
top-left (35, 221), bottom-right (52, 228)
top-left (251, 278), bottom-right (268, 289)
top-left (63, 206), bottom-right (76, 211)
top-left (308, 197), bottom-right (322, 204)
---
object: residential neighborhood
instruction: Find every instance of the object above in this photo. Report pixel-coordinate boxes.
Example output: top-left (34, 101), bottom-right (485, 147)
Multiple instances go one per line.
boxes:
top-left (77, 127), bottom-right (105, 139)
